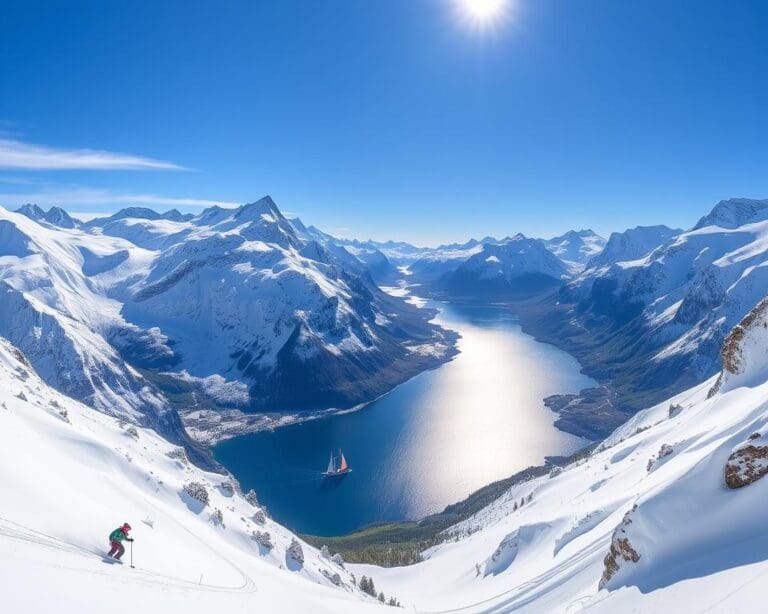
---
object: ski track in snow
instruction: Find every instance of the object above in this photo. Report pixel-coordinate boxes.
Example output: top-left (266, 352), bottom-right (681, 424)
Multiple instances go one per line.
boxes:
top-left (0, 516), bottom-right (256, 593)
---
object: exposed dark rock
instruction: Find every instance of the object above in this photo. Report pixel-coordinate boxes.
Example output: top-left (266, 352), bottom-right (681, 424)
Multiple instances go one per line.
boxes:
top-left (725, 439), bottom-right (768, 488)
top-left (600, 504), bottom-right (640, 590)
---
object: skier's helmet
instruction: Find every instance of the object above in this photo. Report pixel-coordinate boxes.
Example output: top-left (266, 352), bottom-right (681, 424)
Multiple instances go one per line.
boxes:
top-left (123, 523), bottom-right (132, 532)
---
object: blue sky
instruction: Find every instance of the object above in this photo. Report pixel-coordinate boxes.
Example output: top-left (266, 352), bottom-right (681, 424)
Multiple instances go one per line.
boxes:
top-left (1, 0), bottom-right (767, 245)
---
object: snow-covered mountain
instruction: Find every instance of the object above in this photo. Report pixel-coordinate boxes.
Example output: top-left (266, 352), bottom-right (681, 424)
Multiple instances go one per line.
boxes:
top-left (407, 242), bottom-right (486, 282)
top-left (363, 295), bottom-right (768, 612)
top-left (693, 197), bottom-right (768, 230)
top-left (585, 224), bottom-right (681, 271)
top-left (438, 234), bottom-right (570, 298)
top-left (0, 207), bottom-right (184, 443)
top-left (0, 335), bottom-right (387, 613)
top-left (542, 229), bottom-right (606, 271)
top-left (0, 198), bottom-right (455, 444)
top-left (16, 203), bottom-right (81, 228)
top-left (546, 199), bottom-right (768, 410)
top-left (406, 230), bottom-right (605, 287)
top-left (310, 232), bottom-right (433, 267)
top-left (288, 218), bottom-right (398, 283)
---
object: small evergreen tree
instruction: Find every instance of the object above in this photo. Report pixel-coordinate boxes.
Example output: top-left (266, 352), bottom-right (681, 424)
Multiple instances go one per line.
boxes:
top-left (378, 591), bottom-right (385, 603)
top-left (359, 575), bottom-right (378, 597)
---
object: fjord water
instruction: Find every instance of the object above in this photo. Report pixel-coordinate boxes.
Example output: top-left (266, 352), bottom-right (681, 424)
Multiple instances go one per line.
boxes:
top-left (214, 301), bottom-right (596, 536)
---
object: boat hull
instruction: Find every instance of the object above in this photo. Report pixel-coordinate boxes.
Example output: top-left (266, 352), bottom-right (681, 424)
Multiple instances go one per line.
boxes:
top-left (322, 468), bottom-right (352, 478)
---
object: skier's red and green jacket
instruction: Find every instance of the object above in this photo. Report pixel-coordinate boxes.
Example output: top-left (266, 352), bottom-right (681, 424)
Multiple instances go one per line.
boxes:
top-left (109, 527), bottom-right (128, 543)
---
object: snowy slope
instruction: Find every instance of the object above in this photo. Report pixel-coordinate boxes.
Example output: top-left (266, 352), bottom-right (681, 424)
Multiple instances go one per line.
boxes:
top-left (585, 224), bottom-right (680, 272)
top-left (363, 295), bottom-right (768, 612)
top-left (0, 206), bottom-right (169, 425)
top-left (0, 335), bottom-right (388, 613)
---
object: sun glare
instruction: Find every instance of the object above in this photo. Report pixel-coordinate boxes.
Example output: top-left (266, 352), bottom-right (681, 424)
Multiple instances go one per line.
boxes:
top-left (454, 0), bottom-right (510, 32)
top-left (463, 0), bottom-right (504, 20)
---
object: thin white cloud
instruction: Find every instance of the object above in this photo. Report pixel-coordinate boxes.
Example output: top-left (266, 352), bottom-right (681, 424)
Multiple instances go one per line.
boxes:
top-left (0, 187), bottom-right (240, 210)
top-left (0, 138), bottom-right (188, 171)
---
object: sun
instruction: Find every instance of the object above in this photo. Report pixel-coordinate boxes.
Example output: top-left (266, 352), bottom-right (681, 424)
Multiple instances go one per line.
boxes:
top-left (462, 0), bottom-right (505, 21)
top-left (453, 0), bottom-right (511, 32)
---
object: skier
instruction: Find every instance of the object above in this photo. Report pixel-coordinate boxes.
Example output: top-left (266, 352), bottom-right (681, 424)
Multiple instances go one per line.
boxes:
top-left (107, 523), bottom-right (133, 561)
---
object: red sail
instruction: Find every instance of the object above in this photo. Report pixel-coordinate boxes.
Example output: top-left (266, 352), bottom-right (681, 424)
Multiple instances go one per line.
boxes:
top-left (339, 452), bottom-right (348, 471)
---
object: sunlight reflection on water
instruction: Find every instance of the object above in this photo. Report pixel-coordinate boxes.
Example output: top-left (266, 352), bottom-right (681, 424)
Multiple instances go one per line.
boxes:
top-left (214, 301), bottom-right (596, 535)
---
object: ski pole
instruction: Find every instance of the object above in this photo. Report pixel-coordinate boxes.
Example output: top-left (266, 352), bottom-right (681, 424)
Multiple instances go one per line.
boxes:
top-left (130, 540), bottom-right (134, 569)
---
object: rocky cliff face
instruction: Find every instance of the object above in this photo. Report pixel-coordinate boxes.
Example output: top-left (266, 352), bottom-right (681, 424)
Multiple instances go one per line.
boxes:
top-left (710, 296), bottom-right (768, 396)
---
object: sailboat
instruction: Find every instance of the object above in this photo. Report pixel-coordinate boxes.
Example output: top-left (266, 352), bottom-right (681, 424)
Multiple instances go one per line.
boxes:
top-left (322, 449), bottom-right (351, 478)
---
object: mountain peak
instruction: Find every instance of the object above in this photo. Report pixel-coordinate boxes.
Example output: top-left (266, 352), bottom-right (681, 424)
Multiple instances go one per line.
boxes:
top-left (111, 207), bottom-right (163, 221)
top-left (16, 204), bottom-right (79, 229)
top-left (587, 225), bottom-right (680, 268)
top-left (693, 198), bottom-right (768, 231)
top-left (16, 203), bottom-right (46, 219)
top-left (237, 196), bottom-right (283, 221)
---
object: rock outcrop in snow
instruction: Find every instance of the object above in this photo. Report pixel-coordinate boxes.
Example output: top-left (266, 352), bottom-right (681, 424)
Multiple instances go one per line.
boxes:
top-left (646, 443), bottom-right (674, 472)
top-left (599, 505), bottom-right (640, 590)
top-left (712, 296), bottom-right (768, 395)
top-left (724, 433), bottom-right (768, 489)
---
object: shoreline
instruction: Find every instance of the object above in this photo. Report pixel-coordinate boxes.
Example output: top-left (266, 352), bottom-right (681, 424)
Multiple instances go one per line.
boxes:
top-left (212, 285), bottom-right (602, 541)
top-left (183, 282), bottom-right (460, 446)
top-left (420, 286), bottom-right (633, 440)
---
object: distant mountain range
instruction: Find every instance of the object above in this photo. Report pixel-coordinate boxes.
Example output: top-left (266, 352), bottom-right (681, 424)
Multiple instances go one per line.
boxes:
top-left (281, 198), bottom-right (768, 438)
top-left (12, 196), bottom-right (768, 444)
